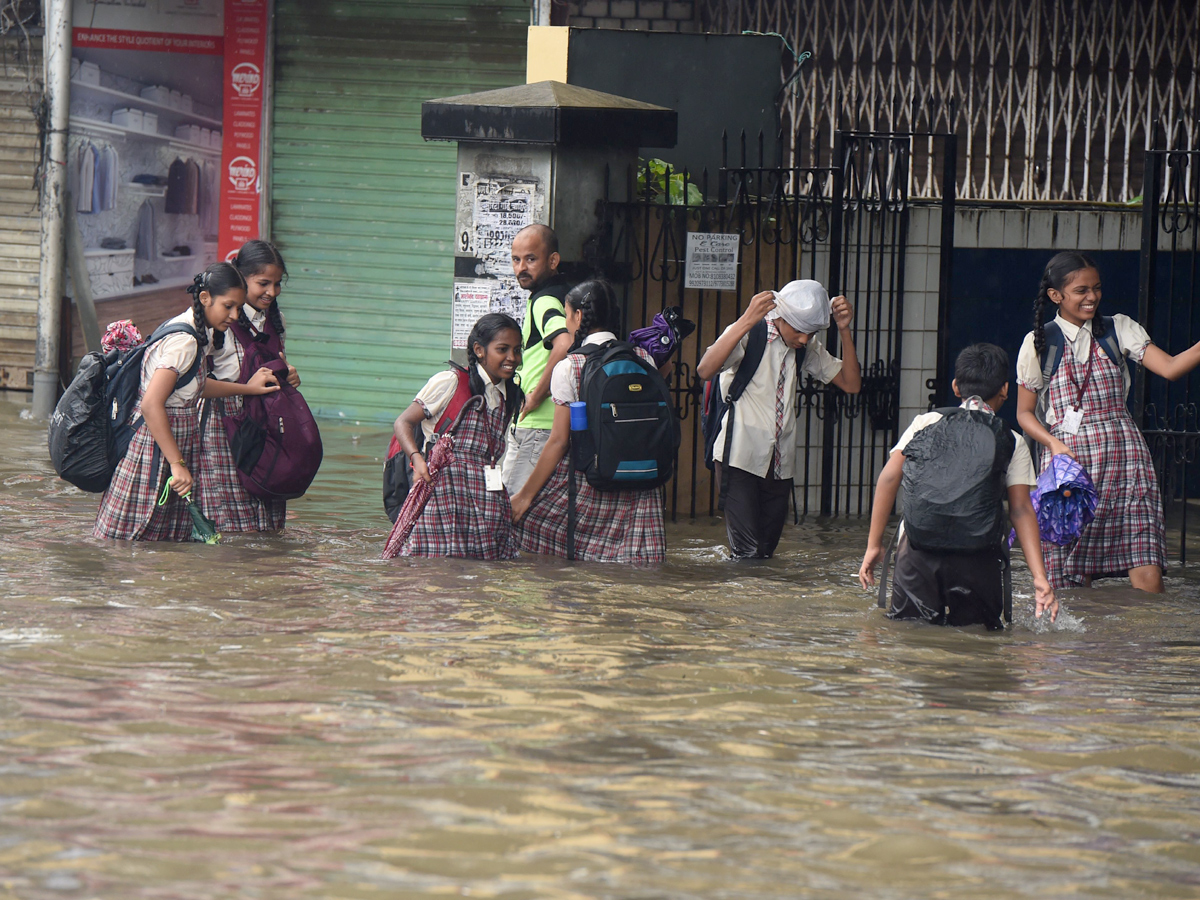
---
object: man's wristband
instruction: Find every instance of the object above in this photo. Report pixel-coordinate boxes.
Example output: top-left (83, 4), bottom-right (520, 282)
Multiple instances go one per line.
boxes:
top-left (408, 450), bottom-right (422, 460)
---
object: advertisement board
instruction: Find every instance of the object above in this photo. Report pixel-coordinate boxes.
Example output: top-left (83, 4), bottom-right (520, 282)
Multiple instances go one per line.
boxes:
top-left (67, 0), bottom-right (268, 302)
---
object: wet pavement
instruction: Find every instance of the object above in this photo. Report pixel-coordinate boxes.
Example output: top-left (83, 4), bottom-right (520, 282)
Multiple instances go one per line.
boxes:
top-left (1, 396), bottom-right (1199, 899)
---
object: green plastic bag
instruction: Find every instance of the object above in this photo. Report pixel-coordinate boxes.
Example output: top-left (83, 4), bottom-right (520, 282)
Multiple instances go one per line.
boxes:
top-left (157, 476), bottom-right (221, 544)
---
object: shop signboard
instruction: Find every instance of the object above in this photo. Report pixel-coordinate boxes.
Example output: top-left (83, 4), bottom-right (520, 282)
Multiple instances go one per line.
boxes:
top-left (217, 0), bottom-right (269, 260)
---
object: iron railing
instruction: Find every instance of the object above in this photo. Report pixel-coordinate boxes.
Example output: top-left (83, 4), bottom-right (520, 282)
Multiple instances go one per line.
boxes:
top-left (1138, 144), bottom-right (1200, 564)
top-left (598, 128), bottom-right (956, 521)
top-left (699, 0), bottom-right (1198, 203)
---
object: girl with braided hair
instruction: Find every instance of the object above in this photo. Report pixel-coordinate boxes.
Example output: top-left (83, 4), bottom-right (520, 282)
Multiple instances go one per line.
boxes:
top-left (93, 263), bottom-right (278, 541)
top-left (389, 313), bottom-right (525, 558)
top-left (1016, 251), bottom-right (1200, 592)
top-left (510, 279), bottom-right (669, 563)
top-left (197, 240), bottom-right (298, 531)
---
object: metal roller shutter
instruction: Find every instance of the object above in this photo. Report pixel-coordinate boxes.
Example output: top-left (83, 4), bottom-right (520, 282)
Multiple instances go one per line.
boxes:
top-left (0, 36), bottom-right (41, 392)
top-left (270, 1), bottom-right (529, 422)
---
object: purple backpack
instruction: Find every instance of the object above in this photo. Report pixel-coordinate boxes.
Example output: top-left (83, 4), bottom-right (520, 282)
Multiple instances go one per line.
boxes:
top-left (220, 317), bottom-right (323, 500)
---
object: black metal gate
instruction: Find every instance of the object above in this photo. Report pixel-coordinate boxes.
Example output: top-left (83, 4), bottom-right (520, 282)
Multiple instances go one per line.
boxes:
top-left (1137, 142), bottom-right (1200, 563)
top-left (597, 128), bottom-right (958, 521)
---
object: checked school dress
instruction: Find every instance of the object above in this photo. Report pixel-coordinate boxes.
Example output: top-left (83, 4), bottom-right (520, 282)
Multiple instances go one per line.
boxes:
top-left (517, 336), bottom-right (667, 564)
top-left (195, 307), bottom-right (286, 532)
top-left (400, 397), bottom-right (518, 559)
top-left (1033, 338), bottom-right (1166, 588)
top-left (93, 314), bottom-right (208, 541)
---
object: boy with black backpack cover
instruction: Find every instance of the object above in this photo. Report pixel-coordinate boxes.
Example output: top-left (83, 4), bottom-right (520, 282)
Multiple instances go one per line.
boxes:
top-left (859, 344), bottom-right (1058, 628)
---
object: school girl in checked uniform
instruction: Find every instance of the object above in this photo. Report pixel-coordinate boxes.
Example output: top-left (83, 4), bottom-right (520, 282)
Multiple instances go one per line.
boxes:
top-left (510, 279), bottom-right (668, 563)
top-left (93, 263), bottom-right (279, 541)
top-left (388, 313), bottom-right (525, 559)
top-left (1016, 251), bottom-right (1200, 593)
top-left (196, 241), bottom-right (298, 532)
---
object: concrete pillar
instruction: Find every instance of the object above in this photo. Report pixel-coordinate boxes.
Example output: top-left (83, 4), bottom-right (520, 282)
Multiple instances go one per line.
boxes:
top-left (32, 0), bottom-right (72, 418)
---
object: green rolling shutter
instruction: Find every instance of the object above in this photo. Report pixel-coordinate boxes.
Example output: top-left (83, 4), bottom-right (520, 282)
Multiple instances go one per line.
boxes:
top-left (270, 1), bottom-right (528, 422)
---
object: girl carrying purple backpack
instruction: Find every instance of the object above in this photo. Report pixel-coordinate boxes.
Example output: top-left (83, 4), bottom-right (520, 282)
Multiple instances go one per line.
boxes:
top-left (196, 240), bottom-right (322, 531)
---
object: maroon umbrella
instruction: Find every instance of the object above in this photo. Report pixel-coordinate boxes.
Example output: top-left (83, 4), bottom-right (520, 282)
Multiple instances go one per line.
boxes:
top-left (382, 397), bottom-right (481, 559)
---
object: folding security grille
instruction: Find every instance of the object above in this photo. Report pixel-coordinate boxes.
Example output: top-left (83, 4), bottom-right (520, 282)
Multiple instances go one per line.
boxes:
top-left (697, 0), bottom-right (1199, 202)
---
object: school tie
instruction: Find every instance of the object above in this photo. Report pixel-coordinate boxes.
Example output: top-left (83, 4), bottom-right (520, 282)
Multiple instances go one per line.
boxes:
top-left (772, 349), bottom-right (787, 478)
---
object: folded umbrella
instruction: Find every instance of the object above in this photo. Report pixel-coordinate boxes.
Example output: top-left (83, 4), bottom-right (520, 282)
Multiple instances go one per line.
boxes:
top-left (1032, 453), bottom-right (1098, 546)
top-left (628, 306), bottom-right (697, 367)
top-left (157, 477), bottom-right (221, 544)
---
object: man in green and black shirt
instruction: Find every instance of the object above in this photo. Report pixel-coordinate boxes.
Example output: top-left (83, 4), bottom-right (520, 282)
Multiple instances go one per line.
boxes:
top-left (502, 224), bottom-right (574, 495)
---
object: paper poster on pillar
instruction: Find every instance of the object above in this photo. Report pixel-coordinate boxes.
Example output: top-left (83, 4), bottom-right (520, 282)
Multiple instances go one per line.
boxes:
top-left (67, 0), bottom-right (266, 303)
top-left (454, 174), bottom-right (546, 325)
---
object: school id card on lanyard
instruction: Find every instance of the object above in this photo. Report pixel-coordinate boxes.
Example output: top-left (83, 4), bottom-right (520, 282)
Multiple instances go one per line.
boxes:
top-left (484, 465), bottom-right (503, 492)
top-left (479, 408), bottom-right (504, 492)
top-left (1060, 343), bottom-right (1095, 436)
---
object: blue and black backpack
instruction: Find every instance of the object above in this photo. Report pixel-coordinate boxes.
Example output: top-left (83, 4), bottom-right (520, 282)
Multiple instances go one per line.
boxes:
top-left (570, 339), bottom-right (679, 492)
top-left (1038, 315), bottom-right (1126, 384)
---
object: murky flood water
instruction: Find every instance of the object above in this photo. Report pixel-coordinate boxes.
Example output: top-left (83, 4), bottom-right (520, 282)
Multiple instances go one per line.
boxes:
top-left (1, 396), bottom-right (1199, 899)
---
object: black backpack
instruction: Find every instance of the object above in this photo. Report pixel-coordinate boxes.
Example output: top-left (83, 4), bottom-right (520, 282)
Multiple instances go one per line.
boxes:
top-left (570, 340), bottom-right (679, 491)
top-left (1038, 315), bottom-right (1125, 384)
top-left (48, 321), bottom-right (203, 493)
top-left (700, 320), bottom-right (805, 507)
top-left (900, 407), bottom-right (1015, 553)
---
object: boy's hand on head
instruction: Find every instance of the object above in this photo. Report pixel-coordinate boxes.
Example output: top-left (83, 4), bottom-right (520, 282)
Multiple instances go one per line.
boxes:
top-left (859, 545), bottom-right (883, 589)
top-left (1034, 578), bottom-right (1058, 623)
top-left (743, 291), bottom-right (776, 324)
top-left (831, 296), bottom-right (853, 330)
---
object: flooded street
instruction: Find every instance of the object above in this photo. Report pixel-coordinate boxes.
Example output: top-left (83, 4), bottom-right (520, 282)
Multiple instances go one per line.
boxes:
top-left (1, 395), bottom-right (1199, 899)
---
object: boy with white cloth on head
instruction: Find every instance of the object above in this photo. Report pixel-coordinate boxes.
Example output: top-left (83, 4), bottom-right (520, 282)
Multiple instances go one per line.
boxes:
top-left (697, 281), bottom-right (862, 558)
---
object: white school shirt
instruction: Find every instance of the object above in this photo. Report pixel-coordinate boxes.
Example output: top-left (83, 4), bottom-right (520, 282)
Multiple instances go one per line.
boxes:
top-left (209, 304), bottom-right (274, 381)
top-left (892, 399), bottom-right (1037, 487)
top-left (140, 310), bottom-right (210, 408)
top-left (549, 331), bottom-right (658, 404)
top-left (709, 321), bottom-right (844, 479)
top-left (1015, 313), bottom-right (1151, 420)
top-left (414, 363), bottom-right (505, 443)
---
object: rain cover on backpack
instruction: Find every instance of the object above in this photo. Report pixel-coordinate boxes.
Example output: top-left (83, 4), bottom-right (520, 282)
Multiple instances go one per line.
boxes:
top-left (900, 408), bottom-right (1015, 553)
top-left (47, 352), bottom-right (111, 492)
top-left (48, 322), bottom-right (201, 492)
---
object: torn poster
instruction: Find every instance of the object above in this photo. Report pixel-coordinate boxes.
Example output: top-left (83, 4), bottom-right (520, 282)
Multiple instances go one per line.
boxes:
top-left (452, 282), bottom-right (492, 349)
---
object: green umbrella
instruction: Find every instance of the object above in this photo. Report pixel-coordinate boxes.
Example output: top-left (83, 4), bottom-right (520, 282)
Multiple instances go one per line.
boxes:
top-left (157, 476), bottom-right (221, 544)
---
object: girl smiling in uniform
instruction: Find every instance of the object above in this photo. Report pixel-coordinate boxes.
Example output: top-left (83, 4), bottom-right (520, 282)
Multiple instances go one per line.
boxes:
top-left (197, 240), bottom-right (297, 532)
top-left (388, 313), bottom-right (525, 559)
top-left (1016, 251), bottom-right (1200, 593)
